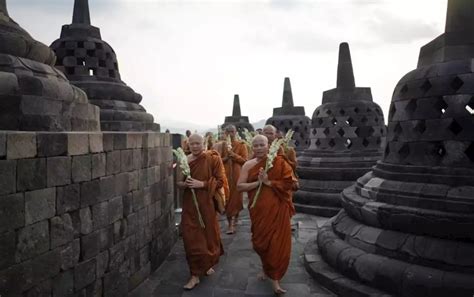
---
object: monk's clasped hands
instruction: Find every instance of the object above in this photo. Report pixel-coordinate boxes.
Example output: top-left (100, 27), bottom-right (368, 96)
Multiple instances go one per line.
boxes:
top-left (185, 177), bottom-right (205, 189)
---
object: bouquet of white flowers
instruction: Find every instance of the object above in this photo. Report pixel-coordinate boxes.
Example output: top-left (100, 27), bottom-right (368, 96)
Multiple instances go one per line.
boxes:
top-left (173, 148), bottom-right (205, 228)
top-left (242, 128), bottom-right (254, 154)
top-left (250, 138), bottom-right (285, 208)
top-left (282, 129), bottom-right (295, 152)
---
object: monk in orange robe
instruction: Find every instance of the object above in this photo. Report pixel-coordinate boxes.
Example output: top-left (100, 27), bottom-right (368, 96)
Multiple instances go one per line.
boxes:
top-left (263, 124), bottom-right (299, 189)
top-left (181, 129), bottom-right (192, 154)
top-left (214, 124), bottom-right (248, 234)
top-left (177, 134), bottom-right (228, 290)
top-left (237, 135), bottom-right (295, 294)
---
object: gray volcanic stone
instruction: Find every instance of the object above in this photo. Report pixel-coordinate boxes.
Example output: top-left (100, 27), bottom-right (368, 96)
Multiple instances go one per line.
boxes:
top-left (50, 0), bottom-right (159, 132)
top-left (266, 77), bottom-right (311, 150)
top-left (16, 220), bottom-right (49, 261)
top-left (311, 2), bottom-right (474, 296)
top-left (294, 42), bottom-right (386, 217)
top-left (0, 193), bottom-right (24, 233)
top-left (47, 156), bottom-right (71, 187)
top-left (25, 188), bottom-right (56, 225)
top-left (222, 94), bottom-right (254, 136)
top-left (17, 158), bottom-right (47, 191)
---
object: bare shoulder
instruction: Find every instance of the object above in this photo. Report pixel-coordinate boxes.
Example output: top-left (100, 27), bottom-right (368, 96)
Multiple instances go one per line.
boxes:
top-left (242, 158), bottom-right (258, 170)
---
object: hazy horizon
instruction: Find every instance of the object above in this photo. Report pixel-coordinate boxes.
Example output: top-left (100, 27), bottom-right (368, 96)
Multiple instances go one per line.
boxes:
top-left (8, 0), bottom-right (448, 133)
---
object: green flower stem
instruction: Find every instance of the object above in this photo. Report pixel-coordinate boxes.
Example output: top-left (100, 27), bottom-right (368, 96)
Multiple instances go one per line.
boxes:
top-left (250, 181), bottom-right (263, 209)
top-left (190, 188), bottom-right (205, 228)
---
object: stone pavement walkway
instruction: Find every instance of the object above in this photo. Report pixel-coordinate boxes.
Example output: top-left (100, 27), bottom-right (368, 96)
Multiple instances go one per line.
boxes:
top-left (130, 207), bottom-right (334, 297)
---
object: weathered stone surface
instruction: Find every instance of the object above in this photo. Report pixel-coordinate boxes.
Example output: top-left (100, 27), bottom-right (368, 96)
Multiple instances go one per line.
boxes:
top-left (57, 184), bottom-right (80, 215)
top-left (50, 0), bottom-right (159, 132)
top-left (79, 207), bottom-right (93, 235)
top-left (67, 133), bottom-right (89, 155)
top-left (222, 94), bottom-right (254, 135)
top-left (295, 43), bottom-right (386, 217)
top-left (47, 156), bottom-right (71, 187)
top-left (0, 231), bottom-right (16, 271)
top-left (25, 278), bottom-right (52, 297)
top-left (72, 155), bottom-right (91, 183)
top-left (18, 158), bottom-right (47, 191)
top-left (74, 258), bottom-right (96, 291)
top-left (37, 133), bottom-right (68, 157)
top-left (0, 193), bottom-right (24, 233)
top-left (96, 250), bottom-right (109, 278)
top-left (53, 270), bottom-right (74, 297)
top-left (109, 196), bottom-right (123, 224)
top-left (81, 230), bottom-right (101, 260)
top-left (92, 201), bottom-right (110, 230)
top-left (16, 220), bottom-right (49, 262)
top-left (80, 179), bottom-right (100, 207)
top-left (103, 270), bottom-right (128, 297)
top-left (0, 159), bottom-right (16, 195)
top-left (59, 239), bottom-right (80, 271)
top-left (7, 132), bottom-right (37, 159)
top-left (25, 188), bottom-right (56, 225)
top-left (120, 149), bottom-right (134, 172)
top-left (91, 153), bottom-right (106, 179)
top-left (106, 151), bottom-right (121, 175)
top-left (51, 214), bottom-right (74, 249)
top-left (89, 133), bottom-right (103, 153)
top-left (0, 132), bottom-right (5, 157)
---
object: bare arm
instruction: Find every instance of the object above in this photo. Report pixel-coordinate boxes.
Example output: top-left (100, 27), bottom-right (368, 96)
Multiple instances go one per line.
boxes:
top-left (237, 161), bottom-right (260, 192)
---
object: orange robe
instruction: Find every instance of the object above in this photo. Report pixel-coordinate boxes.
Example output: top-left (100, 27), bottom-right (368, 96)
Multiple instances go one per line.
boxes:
top-left (247, 156), bottom-right (295, 280)
top-left (219, 140), bottom-right (248, 218)
top-left (182, 151), bottom-right (227, 276)
top-left (279, 146), bottom-right (297, 172)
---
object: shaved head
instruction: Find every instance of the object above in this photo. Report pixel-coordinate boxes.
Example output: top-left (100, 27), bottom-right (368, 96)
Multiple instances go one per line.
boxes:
top-left (252, 135), bottom-right (269, 158)
top-left (188, 134), bottom-right (204, 156)
top-left (225, 124), bottom-right (237, 132)
top-left (224, 124), bottom-right (237, 140)
top-left (263, 125), bottom-right (277, 143)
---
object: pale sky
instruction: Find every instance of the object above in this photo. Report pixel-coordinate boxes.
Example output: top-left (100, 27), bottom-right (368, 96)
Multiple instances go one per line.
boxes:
top-left (9, 0), bottom-right (447, 132)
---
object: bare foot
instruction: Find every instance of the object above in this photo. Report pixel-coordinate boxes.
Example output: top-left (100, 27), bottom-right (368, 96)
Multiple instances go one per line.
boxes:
top-left (206, 268), bottom-right (215, 276)
top-left (257, 271), bottom-right (267, 280)
top-left (183, 276), bottom-right (200, 290)
top-left (271, 279), bottom-right (287, 295)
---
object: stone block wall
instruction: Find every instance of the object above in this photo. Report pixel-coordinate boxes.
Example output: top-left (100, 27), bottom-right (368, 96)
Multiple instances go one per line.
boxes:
top-left (0, 131), bottom-right (177, 297)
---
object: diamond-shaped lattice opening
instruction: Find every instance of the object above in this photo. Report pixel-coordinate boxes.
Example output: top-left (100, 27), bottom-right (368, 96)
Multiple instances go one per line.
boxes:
top-left (376, 138), bottom-right (381, 145)
top-left (294, 126), bottom-right (300, 132)
top-left (465, 142), bottom-right (474, 162)
top-left (354, 107), bottom-right (360, 114)
top-left (414, 120), bottom-right (426, 134)
top-left (362, 138), bottom-right (369, 147)
top-left (87, 50), bottom-right (95, 56)
top-left (400, 84), bottom-right (408, 94)
top-left (77, 41), bottom-right (84, 48)
top-left (316, 110), bottom-right (320, 116)
top-left (299, 121), bottom-right (303, 125)
top-left (361, 116), bottom-right (368, 124)
top-left (327, 109), bottom-right (332, 115)
top-left (295, 140), bottom-right (300, 146)
top-left (374, 117), bottom-right (379, 123)
top-left (451, 76), bottom-right (464, 91)
top-left (368, 127), bottom-right (375, 136)
top-left (345, 139), bottom-right (352, 149)
top-left (323, 128), bottom-right (330, 136)
top-left (385, 144), bottom-right (390, 156)
top-left (398, 143), bottom-right (410, 159)
top-left (339, 109), bottom-right (346, 115)
top-left (367, 108), bottom-right (372, 112)
top-left (354, 127), bottom-right (360, 137)
top-left (466, 97), bottom-right (474, 115)
top-left (312, 129), bottom-right (317, 136)
top-left (317, 118), bottom-right (323, 125)
top-left (394, 122), bottom-right (402, 135)
top-left (332, 118), bottom-right (338, 126)
top-left (77, 58), bottom-right (86, 66)
top-left (420, 79), bottom-right (432, 93)
top-left (346, 117), bottom-right (354, 126)
top-left (375, 108), bottom-right (382, 115)
top-left (389, 104), bottom-right (397, 121)
top-left (66, 49), bottom-right (74, 56)
top-left (328, 139), bottom-right (336, 147)
top-left (448, 119), bottom-right (463, 135)
top-left (315, 139), bottom-right (321, 146)
top-left (434, 97), bottom-right (448, 115)
top-left (289, 120), bottom-right (293, 126)
top-left (405, 99), bottom-right (417, 114)
top-left (337, 128), bottom-right (345, 137)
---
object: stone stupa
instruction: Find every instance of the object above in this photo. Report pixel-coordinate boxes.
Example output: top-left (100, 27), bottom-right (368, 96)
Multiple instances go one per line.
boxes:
top-left (222, 94), bottom-right (254, 135)
top-left (50, 0), bottom-right (159, 131)
top-left (0, 0), bottom-right (100, 131)
top-left (294, 42), bottom-right (386, 217)
top-left (266, 77), bottom-right (311, 151)
top-left (305, 1), bottom-right (474, 296)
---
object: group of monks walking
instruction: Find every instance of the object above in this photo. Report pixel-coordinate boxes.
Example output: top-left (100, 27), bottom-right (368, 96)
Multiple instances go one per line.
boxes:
top-left (177, 125), bottom-right (298, 295)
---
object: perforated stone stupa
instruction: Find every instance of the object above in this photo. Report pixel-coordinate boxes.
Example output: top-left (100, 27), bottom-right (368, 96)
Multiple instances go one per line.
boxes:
top-left (0, 0), bottom-right (100, 131)
top-left (266, 77), bottom-right (310, 150)
top-left (223, 94), bottom-right (254, 135)
top-left (294, 42), bottom-right (386, 217)
top-left (305, 1), bottom-right (474, 296)
top-left (50, 0), bottom-right (159, 132)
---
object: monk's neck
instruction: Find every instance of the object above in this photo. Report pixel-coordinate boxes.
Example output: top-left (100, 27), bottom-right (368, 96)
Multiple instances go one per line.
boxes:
top-left (189, 151), bottom-right (204, 161)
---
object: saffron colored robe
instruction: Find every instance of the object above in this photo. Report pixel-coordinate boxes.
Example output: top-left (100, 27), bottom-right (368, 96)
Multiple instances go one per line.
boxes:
top-left (182, 150), bottom-right (228, 276)
top-left (247, 155), bottom-right (295, 280)
top-left (219, 140), bottom-right (248, 218)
